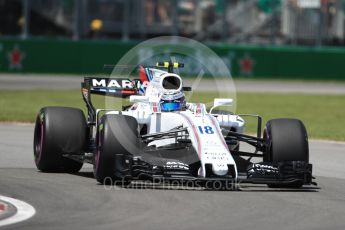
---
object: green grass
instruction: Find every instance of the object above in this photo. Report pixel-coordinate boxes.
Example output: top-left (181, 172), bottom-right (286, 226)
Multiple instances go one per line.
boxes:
top-left (0, 90), bottom-right (123, 122)
top-left (190, 92), bottom-right (345, 141)
top-left (0, 90), bottom-right (344, 141)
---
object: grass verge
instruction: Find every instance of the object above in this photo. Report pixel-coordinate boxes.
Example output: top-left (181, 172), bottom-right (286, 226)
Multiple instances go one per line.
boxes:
top-left (0, 90), bottom-right (344, 141)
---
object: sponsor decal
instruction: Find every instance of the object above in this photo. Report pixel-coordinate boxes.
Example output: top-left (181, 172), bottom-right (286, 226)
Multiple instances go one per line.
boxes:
top-left (204, 152), bottom-right (230, 161)
top-left (7, 45), bottom-right (25, 70)
top-left (239, 53), bottom-right (254, 76)
top-left (91, 78), bottom-right (141, 89)
top-left (121, 89), bottom-right (136, 95)
top-left (249, 163), bottom-right (279, 174)
top-left (164, 161), bottom-right (189, 170)
top-left (252, 163), bottom-right (278, 170)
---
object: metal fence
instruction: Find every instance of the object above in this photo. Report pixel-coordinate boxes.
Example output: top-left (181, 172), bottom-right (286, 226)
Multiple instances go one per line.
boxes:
top-left (282, 0), bottom-right (345, 45)
top-left (0, 0), bottom-right (344, 45)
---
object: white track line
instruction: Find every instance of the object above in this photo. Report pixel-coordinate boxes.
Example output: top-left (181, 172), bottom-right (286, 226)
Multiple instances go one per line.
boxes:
top-left (0, 195), bottom-right (36, 227)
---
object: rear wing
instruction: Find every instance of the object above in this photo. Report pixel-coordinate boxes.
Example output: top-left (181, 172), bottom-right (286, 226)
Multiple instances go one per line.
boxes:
top-left (81, 77), bottom-right (140, 125)
top-left (83, 77), bottom-right (140, 97)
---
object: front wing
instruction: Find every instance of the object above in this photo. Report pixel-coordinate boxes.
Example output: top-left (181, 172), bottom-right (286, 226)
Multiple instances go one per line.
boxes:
top-left (112, 152), bottom-right (314, 189)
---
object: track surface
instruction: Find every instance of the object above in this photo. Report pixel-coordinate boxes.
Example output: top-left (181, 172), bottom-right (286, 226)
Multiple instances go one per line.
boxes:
top-left (0, 124), bottom-right (345, 230)
top-left (1, 74), bottom-right (345, 94)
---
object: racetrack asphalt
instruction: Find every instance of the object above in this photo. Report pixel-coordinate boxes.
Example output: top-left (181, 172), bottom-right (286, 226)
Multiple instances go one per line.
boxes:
top-left (0, 123), bottom-right (345, 230)
top-left (1, 74), bottom-right (345, 94)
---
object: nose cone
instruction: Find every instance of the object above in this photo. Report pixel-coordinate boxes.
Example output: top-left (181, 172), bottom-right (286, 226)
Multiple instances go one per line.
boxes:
top-left (212, 163), bottom-right (228, 176)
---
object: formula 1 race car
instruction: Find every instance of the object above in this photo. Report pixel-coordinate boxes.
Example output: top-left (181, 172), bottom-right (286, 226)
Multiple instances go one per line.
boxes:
top-left (33, 61), bottom-right (314, 189)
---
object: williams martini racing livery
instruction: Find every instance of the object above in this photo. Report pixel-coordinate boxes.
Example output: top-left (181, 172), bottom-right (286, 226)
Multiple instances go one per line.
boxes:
top-left (34, 62), bottom-right (315, 189)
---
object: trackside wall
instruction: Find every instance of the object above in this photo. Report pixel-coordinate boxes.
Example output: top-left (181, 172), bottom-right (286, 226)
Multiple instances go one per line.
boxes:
top-left (1, 38), bottom-right (344, 80)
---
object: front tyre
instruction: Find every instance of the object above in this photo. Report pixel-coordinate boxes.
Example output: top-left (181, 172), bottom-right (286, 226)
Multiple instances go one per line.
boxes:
top-left (264, 118), bottom-right (309, 188)
top-left (34, 107), bottom-right (86, 173)
top-left (94, 114), bottom-right (139, 185)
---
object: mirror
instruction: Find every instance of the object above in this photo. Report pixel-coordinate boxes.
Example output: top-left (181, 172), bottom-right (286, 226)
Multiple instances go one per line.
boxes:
top-left (209, 98), bottom-right (233, 114)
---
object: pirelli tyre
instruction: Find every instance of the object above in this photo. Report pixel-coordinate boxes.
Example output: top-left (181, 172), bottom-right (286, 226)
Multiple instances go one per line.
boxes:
top-left (94, 114), bottom-right (139, 185)
top-left (263, 118), bottom-right (309, 188)
top-left (34, 107), bottom-right (86, 173)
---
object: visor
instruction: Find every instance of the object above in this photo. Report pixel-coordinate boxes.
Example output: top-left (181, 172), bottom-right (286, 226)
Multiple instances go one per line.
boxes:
top-left (161, 102), bottom-right (183, 111)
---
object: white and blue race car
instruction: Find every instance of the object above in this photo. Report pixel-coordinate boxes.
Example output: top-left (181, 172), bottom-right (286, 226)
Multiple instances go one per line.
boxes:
top-left (33, 62), bottom-right (314, 189)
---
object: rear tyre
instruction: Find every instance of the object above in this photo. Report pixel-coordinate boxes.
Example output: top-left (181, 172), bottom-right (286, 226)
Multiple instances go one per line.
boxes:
top-left (94, 114), bottom-right (139, 185)
top-left (264, 118), bottom-right (309, 188)
top-left (34, 107), bottom-right (86, 173)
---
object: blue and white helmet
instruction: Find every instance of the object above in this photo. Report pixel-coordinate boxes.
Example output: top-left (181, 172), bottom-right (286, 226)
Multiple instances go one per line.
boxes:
top-left (160, 91), bottom-right (185, 112)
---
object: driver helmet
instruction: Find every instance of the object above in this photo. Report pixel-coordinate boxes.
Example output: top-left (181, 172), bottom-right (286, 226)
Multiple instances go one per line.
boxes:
top-left (160, 91), bottom-right (185, 112)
